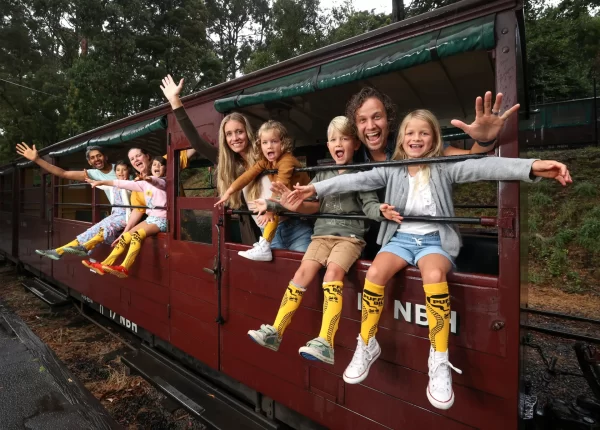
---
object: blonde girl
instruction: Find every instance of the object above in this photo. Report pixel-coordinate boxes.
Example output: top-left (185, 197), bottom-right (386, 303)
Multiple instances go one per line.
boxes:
top-left (290, 109), bottom-right (571, 411)
top-left (215, 120), bottom-right (312, 261)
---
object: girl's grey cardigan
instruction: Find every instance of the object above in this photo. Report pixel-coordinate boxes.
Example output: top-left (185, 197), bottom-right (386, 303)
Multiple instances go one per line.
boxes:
top-left (313, 157), bottom-right (539, 258)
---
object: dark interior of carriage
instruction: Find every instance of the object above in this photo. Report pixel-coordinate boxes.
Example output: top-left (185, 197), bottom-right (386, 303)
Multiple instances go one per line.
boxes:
top-left (226, 49), bottom-right (499, 275)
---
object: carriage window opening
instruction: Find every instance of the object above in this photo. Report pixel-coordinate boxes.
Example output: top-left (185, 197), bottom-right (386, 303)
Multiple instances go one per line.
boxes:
top-left (178, 165), bottom-right (216, 198)
top-left (180, 209), bottom-right (212, 244)
top-left (56, 177), bottom-right (93, 221)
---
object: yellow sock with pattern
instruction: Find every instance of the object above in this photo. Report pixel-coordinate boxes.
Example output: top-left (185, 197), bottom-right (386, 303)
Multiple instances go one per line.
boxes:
top-left (101, 232), bottom-right (132, 266)
top-left (272, 281), bottom-right (305, 338)
top-left (121, 230), bottom-right (147, 269)
top-left (82, 228), bottom-right (105, 251)
top-left (55, 239), bottom-right (79, 255)
top-left (319, 281), bottom-right (343, 346)
top-left (424, 282), bottom-right (451, 352)
top-left (360, 279), bottom-right (385, 345)
top-left (262, 215), bottom-right (279, 242)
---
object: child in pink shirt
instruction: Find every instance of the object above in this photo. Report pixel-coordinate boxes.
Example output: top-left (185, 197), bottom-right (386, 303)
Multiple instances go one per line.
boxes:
top-left (82, 157), bottom-right (167, 278)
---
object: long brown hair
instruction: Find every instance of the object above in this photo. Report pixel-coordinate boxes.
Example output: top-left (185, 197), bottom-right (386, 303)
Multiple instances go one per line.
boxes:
top-left (216, 113), bottom-right (262, 208)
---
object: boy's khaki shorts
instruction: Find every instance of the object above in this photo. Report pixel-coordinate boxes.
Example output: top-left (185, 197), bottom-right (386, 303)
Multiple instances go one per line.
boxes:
top-left (302, 235), bottom-right (366, 273)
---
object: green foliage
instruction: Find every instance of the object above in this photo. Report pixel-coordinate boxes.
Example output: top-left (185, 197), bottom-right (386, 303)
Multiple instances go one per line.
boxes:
top-left (577, 205), bottom-right (600, 254)
top-left (525, 1), bottom-right (599, 102)
top-left (530, 191), bottom-right (553, 207)
top-left (573, 182), bottom-right (598, 197)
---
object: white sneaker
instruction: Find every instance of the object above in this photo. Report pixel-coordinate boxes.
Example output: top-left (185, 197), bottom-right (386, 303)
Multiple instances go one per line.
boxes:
top-left (427, 350), bottom-right (462, 410)
top-left (343, 336), bottom-right (381, 384)
top-left (238, 237), bottom-right (272, 261)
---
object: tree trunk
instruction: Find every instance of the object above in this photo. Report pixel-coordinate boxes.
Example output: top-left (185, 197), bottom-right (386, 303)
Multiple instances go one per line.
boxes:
top-left (392, 0), bottom-right (405, 22)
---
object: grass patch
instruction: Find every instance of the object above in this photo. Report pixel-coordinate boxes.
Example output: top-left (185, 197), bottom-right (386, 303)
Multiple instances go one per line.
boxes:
top-left (530, 191), bottom-right (553, 207)
top-left (574, 182), bottom-right (597, 197)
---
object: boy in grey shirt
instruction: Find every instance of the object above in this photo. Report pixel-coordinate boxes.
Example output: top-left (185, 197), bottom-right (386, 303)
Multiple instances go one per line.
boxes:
top-left (247, 116), bottom-right (396, 364)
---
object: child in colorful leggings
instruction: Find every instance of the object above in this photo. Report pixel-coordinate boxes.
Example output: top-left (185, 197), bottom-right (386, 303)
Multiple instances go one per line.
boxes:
top-left (291, 109), bottom-right (571, 410)
top-left (82, 156), bottom-right (167, 278)
top-left (247, 116), bottom-right (396, 364)
top-left (35, 161), bottom-right (132, 260)
top-left (215, 121), bottom-right (310, 262)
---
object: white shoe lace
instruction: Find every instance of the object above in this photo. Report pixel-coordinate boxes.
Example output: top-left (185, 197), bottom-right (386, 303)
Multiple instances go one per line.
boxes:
top-left (350, 336), bottom-right (372, 369)
top-left (429, 357), bottom-right (462, 380)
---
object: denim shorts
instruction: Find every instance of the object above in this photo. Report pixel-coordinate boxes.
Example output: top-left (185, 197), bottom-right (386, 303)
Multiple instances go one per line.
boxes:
top-left (146, 216), bottom-right (168, 232)
top-left (379, 231), bottom-right (455, 267)
top-left (263, 218), bottom-right (313, 253)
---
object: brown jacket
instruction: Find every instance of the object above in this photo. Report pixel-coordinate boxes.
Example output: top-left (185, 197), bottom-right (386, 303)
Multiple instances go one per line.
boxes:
top-left (229, 153), bottom-right (309, 198)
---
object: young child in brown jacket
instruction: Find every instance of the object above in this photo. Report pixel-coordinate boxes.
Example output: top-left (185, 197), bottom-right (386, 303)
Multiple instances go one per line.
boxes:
top-left (215, 120), bottom-right (310, 261)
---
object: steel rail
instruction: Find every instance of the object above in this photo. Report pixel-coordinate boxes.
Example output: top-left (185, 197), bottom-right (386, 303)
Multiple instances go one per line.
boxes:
top-left (263, 154), bottom-right (486, 174)
top-left (95, 204), bottom-right (167, 210)
top-left (521, 324), bottom-right (600, 344)
top-left (229, 209), bottom-right (492, 225)
top-left (522, 307), bottom-right (600, 325)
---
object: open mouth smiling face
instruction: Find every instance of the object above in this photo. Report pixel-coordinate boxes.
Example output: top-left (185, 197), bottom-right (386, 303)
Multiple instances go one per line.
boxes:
top-left (128, 149), bottom-right (150, 175)
top-left (327, 132), bottom-right (360, 165)
top-left (356, 97), bottom-right (390, 153)
top-left (402, 118), bottom-right (435, 159)
top-left (87, 151), bottom-right (106, 170)
top-left (151, 161), bottom-right (165, 177)
top-left (260, 130), bottom-right (283, 163)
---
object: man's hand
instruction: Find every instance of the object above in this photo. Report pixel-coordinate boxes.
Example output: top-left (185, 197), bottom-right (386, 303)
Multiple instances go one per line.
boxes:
top-left (16, 142), bottom-right (39, 161)
top-left (450, 92), bottom-right (520, 144)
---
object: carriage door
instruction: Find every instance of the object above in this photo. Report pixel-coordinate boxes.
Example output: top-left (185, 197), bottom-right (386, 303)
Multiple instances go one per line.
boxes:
top-left (168, 151), bottom-right (221, 371)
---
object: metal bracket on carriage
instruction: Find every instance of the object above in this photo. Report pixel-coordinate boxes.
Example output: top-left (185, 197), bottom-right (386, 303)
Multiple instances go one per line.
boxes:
top-left (480, 208), bottom-right (516, 237)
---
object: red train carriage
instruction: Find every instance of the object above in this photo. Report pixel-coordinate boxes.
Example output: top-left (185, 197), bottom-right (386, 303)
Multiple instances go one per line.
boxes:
top-left (0, 1), bottom-right (532, 428)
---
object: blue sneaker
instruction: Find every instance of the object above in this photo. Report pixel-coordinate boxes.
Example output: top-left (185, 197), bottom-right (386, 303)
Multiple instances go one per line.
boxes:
top-left (247, 324), bottom-right (280, 351)
top-left (299, 337), bottom-right (334, 365)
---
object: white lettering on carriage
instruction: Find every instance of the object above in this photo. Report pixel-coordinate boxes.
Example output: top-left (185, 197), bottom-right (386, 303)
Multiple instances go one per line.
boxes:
top-left (119, 316), bottom-right (138, 333)
top-left (110, 310), bottom-right (117, 320)
top-left (81, 294), bottom-right (93, 304)
top-left (357, 293), bottom-right (459, 334)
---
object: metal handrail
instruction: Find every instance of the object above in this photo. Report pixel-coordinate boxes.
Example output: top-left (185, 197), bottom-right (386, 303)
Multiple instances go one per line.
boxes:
top-left (229, 209), bottom-right (498, 226)
top-left (54, 183), bottom-right (88, 188)
top-left (96, 204), bottom-right (167, 210)
top-left (263, 154), bottom-right (486, 174)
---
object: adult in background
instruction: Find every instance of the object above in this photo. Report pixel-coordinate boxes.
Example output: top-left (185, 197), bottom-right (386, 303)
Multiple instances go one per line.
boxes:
top-left (16, 143), bottom-right (123, 259)
top-left (347, 87), bottom-right (520, 163)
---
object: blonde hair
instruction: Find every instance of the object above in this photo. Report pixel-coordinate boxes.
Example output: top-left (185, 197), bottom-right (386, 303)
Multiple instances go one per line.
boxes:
top-left (392, 109), bottom-right (444, 187)
top-left (255, 121), bottom-right (294, 160)
top-left (216, 113), bottom-right (262, 208)
top-left (327, 116), bottom-right (355, 140)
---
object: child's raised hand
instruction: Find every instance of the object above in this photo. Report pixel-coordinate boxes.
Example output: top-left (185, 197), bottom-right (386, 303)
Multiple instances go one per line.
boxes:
top-left (380, 203), bottom-right (403, 224)
top-left (450, 92), bottom-right (520, 144)
top-left (256, 212), bottom-right (274, 226)
top-left (531, 160), bottom-right (572, 186)
top-left (248, 199), bottom-right (268, 215)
